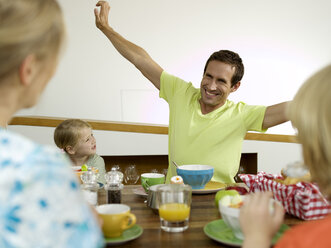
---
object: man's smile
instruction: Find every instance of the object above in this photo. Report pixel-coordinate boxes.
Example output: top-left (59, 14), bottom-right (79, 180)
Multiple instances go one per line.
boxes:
top-left (204, 88), bottom-right (220, 98)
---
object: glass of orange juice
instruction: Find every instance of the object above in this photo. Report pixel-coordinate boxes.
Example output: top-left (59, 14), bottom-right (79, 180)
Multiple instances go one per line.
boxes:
top-left (156, 184), bottom-right (192, 232)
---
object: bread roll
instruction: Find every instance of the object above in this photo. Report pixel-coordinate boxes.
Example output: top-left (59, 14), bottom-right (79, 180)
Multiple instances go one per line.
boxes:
top-left (278, 162), bottom-right (311, 185)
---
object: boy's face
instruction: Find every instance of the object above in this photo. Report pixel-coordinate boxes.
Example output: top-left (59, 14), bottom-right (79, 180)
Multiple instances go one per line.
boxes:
top-left (72, 127), bottom-right (97, 157)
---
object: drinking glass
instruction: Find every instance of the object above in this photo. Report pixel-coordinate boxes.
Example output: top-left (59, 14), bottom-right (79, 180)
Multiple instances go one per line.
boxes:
top-left (124, 165), bottom-right (140, 184)
top-left (156, 184), bottom-right (192, 232)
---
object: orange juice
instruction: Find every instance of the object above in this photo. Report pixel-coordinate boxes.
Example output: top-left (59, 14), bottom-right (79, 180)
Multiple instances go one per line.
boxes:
top-left (159, 203), bottom-right (190, 221)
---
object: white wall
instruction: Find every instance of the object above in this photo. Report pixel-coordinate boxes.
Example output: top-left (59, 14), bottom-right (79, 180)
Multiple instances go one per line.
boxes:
top-left (16, 0), bottom-right (331, 135)
top-left (11, 0), bottom-right (326, 173)
top-left (7, 125), bottom-right (302, 174)
top-left (242, 140), bottom-right (302, 174)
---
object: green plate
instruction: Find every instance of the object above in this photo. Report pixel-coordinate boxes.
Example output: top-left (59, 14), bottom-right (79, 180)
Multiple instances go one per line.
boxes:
top-left (104, 224), bottom-right (143, 245)
top-left (204, 219), bottom-right (290, 247)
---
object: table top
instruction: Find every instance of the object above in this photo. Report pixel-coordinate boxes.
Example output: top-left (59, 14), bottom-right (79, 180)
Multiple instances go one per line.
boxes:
top-left (98, 185), bottom-right (303, 248)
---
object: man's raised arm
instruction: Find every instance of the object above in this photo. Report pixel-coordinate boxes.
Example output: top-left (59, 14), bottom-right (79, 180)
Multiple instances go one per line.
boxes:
top-left (94, 1), bottom-right (163, 90)
top-left (262, 101), bottom-right (290, 129)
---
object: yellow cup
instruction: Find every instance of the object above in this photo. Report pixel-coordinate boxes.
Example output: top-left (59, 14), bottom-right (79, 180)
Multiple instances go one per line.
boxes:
top-left (96, 204), bottom-right (136, 238)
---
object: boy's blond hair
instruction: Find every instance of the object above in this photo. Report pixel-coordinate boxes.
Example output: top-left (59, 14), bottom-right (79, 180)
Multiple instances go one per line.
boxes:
top-left (288, 64), bottom-right (331, 198)
top-left (54, 119), bottom-right (92, 151)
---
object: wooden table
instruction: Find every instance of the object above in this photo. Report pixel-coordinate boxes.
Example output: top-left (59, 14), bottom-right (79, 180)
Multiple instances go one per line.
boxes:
top-left (98, 185), bottom-right (303, 247)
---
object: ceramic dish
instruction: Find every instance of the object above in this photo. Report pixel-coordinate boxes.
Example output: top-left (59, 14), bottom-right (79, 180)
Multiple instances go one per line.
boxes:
top-left (204, 219), bottom-right (289, 247)
top-left (192, 181), bottom-right (226, 194)
top-left (104, 224), bottom-right (143, 246)
top-left (176, 164), bottom-right (214, 189)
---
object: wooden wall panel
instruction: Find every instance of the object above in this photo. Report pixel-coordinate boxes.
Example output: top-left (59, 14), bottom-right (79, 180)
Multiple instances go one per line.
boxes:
top-left (102, 153), bottom-right (257, 185)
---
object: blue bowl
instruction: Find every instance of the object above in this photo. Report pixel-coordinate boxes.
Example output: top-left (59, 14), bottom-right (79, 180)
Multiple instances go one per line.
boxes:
top-left (176, 164), bottom-right (214, 189)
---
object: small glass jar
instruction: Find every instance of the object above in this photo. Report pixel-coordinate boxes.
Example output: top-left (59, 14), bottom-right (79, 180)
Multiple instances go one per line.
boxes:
top-left (81, 167), bottom-right (100, 206)
top-left (105, 168), bottom-right (124, 204)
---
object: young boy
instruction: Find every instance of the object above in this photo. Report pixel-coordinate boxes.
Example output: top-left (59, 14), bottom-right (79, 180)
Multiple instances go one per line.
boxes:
top-left (54, 119), bottom-right (106, 184)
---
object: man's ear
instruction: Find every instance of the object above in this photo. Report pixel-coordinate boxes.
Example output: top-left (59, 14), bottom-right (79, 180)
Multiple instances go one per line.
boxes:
top-left (66, 146), bottom-right (76, 155)
top-left (19, 54), bottom-right (37, 86)
top-left (230, 81), bottom-right (241, 93)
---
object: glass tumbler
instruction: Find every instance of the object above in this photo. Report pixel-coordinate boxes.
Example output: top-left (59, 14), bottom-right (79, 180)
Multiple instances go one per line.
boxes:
top-left (156, 184), bottom-right (192, 232)
top-left (124, 165), bottom-right (140, 184)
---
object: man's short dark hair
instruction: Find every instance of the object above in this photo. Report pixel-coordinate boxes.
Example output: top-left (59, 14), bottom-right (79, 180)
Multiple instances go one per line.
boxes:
top-left (203, 50), bottom-right (244, 87)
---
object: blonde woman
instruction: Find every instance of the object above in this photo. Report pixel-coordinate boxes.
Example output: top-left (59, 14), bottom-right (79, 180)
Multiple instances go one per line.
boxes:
top-left (0, 0), bottom-right (103, 247)
top-left (54, 119), bottom-right (107, 184)
top-left (239, 65), bottom-right (331, 248)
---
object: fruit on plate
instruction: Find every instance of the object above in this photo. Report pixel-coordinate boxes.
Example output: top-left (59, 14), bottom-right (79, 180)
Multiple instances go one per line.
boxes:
top-left (215, 189), bottom-right (239, 208)
top-left (225, 185), bottom-right (248, 195)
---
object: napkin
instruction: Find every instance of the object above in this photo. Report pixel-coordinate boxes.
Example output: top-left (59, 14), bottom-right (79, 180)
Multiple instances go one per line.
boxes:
top-left (239, 172), bottom-right (331, 220)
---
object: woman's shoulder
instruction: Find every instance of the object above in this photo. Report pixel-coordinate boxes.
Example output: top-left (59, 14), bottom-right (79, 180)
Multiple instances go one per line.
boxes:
top-left (0, 129), bottom-right (70, 169)
top-left (0, 128), bottom-right (36, 154)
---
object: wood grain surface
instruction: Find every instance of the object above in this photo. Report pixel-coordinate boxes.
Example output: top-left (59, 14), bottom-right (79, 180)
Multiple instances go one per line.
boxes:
top-left (9, 116), bottom-right (297, 143)
top-left (97, 185), bottom-right (303, 247)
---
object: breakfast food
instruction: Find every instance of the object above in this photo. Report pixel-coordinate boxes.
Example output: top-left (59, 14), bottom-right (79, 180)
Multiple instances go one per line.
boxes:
top-left (215, 189), bottom-right (240, 208)
top-left (220, 194), bottom-right (243, 208)
top-left (170, 176), bottom-right (184, 185)
top-left (275, 161), bottom-right (311, 185)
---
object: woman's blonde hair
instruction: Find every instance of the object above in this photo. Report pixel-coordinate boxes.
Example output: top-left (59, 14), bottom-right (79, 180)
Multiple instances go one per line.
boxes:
top-left (288, 64), bottom-right (331, 198)
top-left (54, 119), bottom-right (92, 151)
top-left (0, 0), bottom-right (65, 79)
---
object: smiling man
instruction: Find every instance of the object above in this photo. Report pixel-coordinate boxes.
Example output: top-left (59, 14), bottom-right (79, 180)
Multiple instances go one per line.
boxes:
top-left (199, 52), bottom-right (242, 114)
top-left (94, 1), bottom-right (289, 183)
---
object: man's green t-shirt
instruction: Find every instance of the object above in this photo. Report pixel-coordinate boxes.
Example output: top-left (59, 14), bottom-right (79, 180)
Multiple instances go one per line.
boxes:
top-left (160, 71), bottom-right (267, 183)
